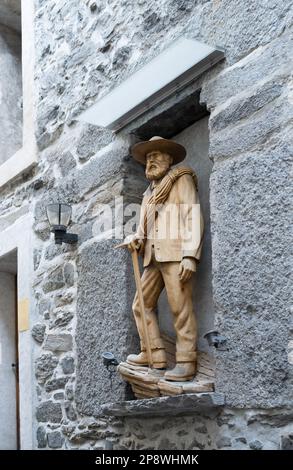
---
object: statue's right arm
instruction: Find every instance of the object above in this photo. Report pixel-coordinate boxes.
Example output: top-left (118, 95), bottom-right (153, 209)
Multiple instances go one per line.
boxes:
top-left (125, 196), bottom-right (146, 253)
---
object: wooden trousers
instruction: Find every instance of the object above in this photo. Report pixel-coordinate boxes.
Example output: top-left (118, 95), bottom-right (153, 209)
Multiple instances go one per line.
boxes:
top-left (132, 256), bottom-right (197, 362)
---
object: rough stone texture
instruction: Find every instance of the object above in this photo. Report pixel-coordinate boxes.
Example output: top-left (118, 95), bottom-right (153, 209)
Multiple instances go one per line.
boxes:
top-left (59, 151), bottom-right (77, 177)
top-left (76, 124), bottom-right (113, 162)
top-left (247, 411), bottom-right (293, 428)
top-left (209, 74), bottom-right (287, 133)
top-left (201, 30), bottom-right (293, 109)
top-left (32, 323), bottom-right (46, 344)
top-left (64, 401), bottom-right (77, 421)
top-left (216, 436), bottom-right (232, 448)
top-left (75, 239), bottom-right (138, 415)
top-left (210, 144), bottom-right (292, 407)
top-left (52, 408), bottom-right (293, 450)
top-left (45, 376), bottom-right (69, 392)
top-left (64, 263), bottom-right (75, 287)
top-left (36, 401), bottom-right (63, 423)
top-left (76, 140), bottom-right (128, 198)
top-left (65, 384), bottom-right (74, 401)
top-left (209, 96), bottom-right (292, 160)
top-left (35, 353), bottom-right (59, 384)
top-left (102, 393), bottom-right (225, 417)
top-left (54, 291), bottom-right (75, 308)
top-left (61, 356), bottom-right (75, 375)
top-left (50, 311), bottom-right (74, 329)
top-left (43, 334), bottom-right (73, 352)
top-left (235, 437), bottom-right (247, 444)
top-left (0, 0), bottom-right (291, 453)
top-left (114, 408), bottom-right (293, 450)
top-left (61, 416), bottom-right (120, 444)
top-left (249, 439), bottom-right (263, 450)
top-left (0, 24), bottom-right (22, 164)
top-left (280, 433), bottom-right (293, 450)
top-left (42, 267), bottom-right (65, 293)
top-left (36, 426), bottom-right (47, 449)
top-left (47, 431), bottom-right (64, 449)
top-left (33, 0), bottom-right (292, 147)
top-left (53, 392), bottom-right (64, 400)
top-left (37, 299), bottom-right (51, 319)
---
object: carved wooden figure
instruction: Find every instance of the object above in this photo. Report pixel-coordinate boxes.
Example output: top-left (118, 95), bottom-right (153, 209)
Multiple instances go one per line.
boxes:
top-left (117, 136), bottom-right (214, 397)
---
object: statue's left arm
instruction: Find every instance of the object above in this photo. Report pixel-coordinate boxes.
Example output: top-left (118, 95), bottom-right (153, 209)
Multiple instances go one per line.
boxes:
top-left (177, 173), bottom-right (204, 282)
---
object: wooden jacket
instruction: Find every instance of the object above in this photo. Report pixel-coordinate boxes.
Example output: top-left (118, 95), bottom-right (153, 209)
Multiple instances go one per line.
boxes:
top-left (136, 171), bottom-right (204, 267)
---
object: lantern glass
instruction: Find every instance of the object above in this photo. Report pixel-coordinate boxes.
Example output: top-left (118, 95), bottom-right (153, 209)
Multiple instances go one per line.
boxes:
top-left (46, 203), bottom-right (72, 228)
top-left (59, 204), bottom-right (72, 227)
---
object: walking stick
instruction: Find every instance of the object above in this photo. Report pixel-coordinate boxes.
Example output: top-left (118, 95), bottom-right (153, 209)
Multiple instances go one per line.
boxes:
top-left (115, 242), bottom-right (153, 368)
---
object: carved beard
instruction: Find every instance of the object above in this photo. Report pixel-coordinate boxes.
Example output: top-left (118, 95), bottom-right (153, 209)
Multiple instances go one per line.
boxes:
top-left (145, 162), bottom-right (170, 181)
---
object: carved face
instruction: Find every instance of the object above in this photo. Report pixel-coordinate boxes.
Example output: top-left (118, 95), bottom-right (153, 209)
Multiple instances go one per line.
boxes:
top-left (145, 151), bottom-right (173, 181)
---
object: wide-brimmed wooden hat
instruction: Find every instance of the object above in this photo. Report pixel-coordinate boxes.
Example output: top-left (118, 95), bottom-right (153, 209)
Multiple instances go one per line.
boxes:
top-left (131, 136), bottom-right (186, 165)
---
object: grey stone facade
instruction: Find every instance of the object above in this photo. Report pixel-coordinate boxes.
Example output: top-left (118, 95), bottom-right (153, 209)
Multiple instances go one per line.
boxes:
top-left (0, 0), bottom-right (292, 450)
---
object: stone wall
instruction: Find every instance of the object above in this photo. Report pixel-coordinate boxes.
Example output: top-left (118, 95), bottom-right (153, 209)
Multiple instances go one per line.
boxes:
top-left (0, 0), bottom-right (292, 449)
top-left (36, 407), bottom-right (293, 450)
top-left (202, 30), bottom-right (293, 408)
top-left (118, 408), bottom-right (293, 451)
top-left (0, 23), bottom-right (22, 164)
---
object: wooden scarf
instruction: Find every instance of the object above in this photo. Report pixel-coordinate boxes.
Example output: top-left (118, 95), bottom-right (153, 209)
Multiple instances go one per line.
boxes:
top-left (143, 167), bottom-right (198, 238)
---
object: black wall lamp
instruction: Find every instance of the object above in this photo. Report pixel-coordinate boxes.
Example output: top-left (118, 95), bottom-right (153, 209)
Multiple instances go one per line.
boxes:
top-left (204, 330), bottom-right (227, 350)
top-left (102, 352), bottom-right (119, 388)
top-left (102, 352), bottom-right (119, 370)
top-left (46, 203), bottom-right (78, 245)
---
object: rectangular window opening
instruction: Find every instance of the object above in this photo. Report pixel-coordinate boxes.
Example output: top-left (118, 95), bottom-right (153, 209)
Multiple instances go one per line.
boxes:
top-left (0, 0), bottom-right (22, 165)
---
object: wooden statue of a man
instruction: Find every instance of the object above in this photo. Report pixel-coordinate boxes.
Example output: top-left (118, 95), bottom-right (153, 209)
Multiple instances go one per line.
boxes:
top-left (127, 136), bottom-right (204, 381)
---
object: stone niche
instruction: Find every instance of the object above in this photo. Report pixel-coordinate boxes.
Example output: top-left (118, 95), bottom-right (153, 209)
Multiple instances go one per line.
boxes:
top-left (75, 83), bottom-right (217, 416)
top-left (131, 88), bottom-right (214, 354)
top-left (161, 116), bottom-right (213, 352)
top-left (0, 0), bottom-right (22, 165)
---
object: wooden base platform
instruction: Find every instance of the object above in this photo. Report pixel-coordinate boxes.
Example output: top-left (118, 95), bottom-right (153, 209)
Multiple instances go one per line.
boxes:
top-left (118, 340), bottom-right (215, 399)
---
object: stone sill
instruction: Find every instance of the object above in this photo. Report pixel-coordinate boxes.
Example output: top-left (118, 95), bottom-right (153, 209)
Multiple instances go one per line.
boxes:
top-left (101, 392), bottom-right (225, 417)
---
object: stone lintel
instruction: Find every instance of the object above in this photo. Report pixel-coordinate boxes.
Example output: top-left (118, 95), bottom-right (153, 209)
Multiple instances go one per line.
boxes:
top-left (100, 392), bottom-right (225, 417)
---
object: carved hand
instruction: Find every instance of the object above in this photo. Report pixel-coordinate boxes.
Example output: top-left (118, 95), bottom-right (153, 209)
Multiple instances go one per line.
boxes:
top-left (127, 237), bottom-right (144, 254)
top-left (178, 257), bottom-right (196, 283)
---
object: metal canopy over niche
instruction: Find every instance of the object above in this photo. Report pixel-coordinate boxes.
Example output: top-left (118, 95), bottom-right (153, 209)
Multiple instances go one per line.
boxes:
top-left (77, 38), bottom-right (224, 132)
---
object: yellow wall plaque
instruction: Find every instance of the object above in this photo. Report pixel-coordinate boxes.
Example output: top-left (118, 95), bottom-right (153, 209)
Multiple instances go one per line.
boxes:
top-left (18, 298), bottom-right (30, 332)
